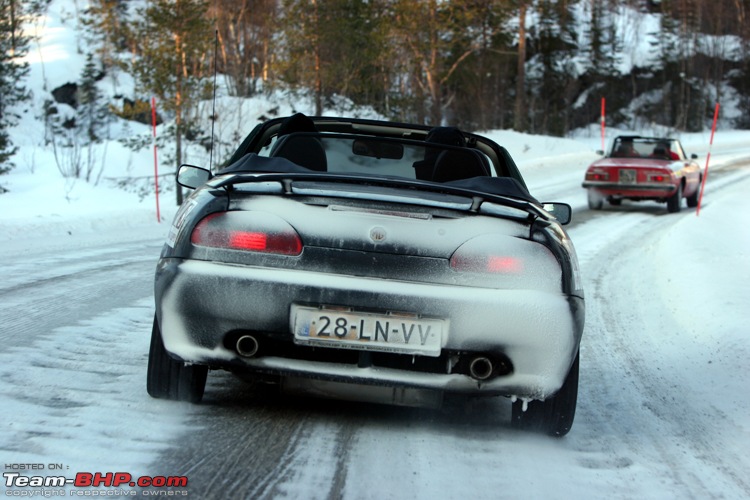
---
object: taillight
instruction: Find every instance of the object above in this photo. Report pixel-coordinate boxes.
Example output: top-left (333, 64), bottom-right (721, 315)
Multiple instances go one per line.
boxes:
top-left (451, 254), bottom-right (523, 274)
top-left (449, 235), bottom-right (562, 291)
top-left (229, 231), bottom-right (267, 250)
top-left (585, 169), bottom-right (609, 181)
top-left (646, 171), bottom-right (673, 183)
top-left (191, 212), bottom-right (303, 255)
top-left (488, 256), bottom-right (523, 273)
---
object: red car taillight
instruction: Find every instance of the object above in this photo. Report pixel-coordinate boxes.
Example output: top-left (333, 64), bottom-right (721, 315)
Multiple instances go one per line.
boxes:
top-left (585, 169), bottom-right (609, 181)
top-left (191, 212), bottom-right (303, 255)
top-left (645, 171), bottom-right (673, 183)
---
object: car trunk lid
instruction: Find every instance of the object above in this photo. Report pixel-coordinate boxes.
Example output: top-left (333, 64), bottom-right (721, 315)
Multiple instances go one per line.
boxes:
top-left (230, 193), bottom-right (530, 259)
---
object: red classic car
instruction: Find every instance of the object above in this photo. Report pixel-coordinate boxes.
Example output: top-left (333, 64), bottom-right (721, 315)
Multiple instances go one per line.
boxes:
top-left (582, 136), bottom-right (702, 213)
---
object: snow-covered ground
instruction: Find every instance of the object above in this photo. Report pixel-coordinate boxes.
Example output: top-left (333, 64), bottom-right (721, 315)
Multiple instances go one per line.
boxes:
top-left (2, 1), bottom-right (750, 498)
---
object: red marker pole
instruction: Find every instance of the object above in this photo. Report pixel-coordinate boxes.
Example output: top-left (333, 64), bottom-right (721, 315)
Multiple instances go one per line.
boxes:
top-left (151, 97), bottom-right (161, 223)
top-left (696, 102), bottom-right (720, 217)
top-left (600, 97), bottom-right (606, 152)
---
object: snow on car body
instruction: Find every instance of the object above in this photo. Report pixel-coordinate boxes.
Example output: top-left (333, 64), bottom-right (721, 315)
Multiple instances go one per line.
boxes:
top-left (582, 135), bottom-right (702, 213)
top-left (148, 114), bottom-right (585, 436)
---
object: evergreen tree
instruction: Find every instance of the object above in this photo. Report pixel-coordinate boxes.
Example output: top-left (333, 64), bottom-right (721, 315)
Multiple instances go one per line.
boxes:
top-left (79, 53), bottom-right (110, 143)
top-left (526, 0), bottom-right (581, 135)
top-left (645, 1), bottom-right (692, 130)
top-left (389, 0), bottom-right (482, 125)
top-left (514, 0), bottom-right (530, 133)
top-left (730, 1), bottom-right (750, 129)
top-left (78, 53), bottom-right (112, 182)
top-left (443, 0), bottom-right (517, 130)
top-left (571, 0), bottom-right (626, 131)
top-left (0, 0), bottom-right (31, 176)
top-left (278, 0), bottom-right (325, 114)
top-left (278, 0), bottom-right (393, 116)
top-left (586, 0), bottom-right (621, 80)
top-left (317, 0), bottom-right (392, 113)
top-left (80, 0), bottom-right (131, 73)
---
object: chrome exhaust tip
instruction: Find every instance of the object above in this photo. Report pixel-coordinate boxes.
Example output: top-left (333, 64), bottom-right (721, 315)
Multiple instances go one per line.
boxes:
top-left (236, 335), bottom-right (259, 358)
top-left (469, 356), bottom-right (494, 381)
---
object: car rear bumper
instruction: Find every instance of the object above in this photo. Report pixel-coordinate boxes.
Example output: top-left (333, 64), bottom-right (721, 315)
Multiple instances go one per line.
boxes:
top-left (582, 181), bottom-right (676, 198)
top-left (155, 258), bottom-right (584, 399)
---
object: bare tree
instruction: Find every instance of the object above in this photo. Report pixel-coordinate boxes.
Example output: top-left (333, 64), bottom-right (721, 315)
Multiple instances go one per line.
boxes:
top-left (211, 0), bottom-right (277, 97)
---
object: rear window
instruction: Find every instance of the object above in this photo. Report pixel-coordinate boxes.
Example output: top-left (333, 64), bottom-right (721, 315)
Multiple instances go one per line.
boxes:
top-left (262, 132), bottom-right (493, 181)
top-left (611, 137), bottom-right (684, 160)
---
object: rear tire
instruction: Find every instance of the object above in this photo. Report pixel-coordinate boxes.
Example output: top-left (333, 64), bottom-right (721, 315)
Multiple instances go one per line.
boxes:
top-left (667, 183), bottom-right (683, 213)
top-left (147, 315), bottom-right (208, 403)
top-left (511, 352), bottom-right (579, 437)
top-left (686, 180), bottom-right (700, 208)
top-left (587, 190), bottom-right (603, 210)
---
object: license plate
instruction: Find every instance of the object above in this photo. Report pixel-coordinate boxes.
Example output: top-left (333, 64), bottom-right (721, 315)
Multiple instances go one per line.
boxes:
top-left (619, 169), bottom-right (636, 183)
top-left (292, 305), bottom-right (444, 357)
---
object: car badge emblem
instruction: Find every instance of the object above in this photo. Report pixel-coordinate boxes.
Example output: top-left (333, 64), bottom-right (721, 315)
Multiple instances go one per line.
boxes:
top-left (370, 226), bottom-right (387, 242)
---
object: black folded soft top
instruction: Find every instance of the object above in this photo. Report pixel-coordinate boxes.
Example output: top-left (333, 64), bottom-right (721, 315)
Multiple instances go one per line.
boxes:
top-left (218, 153), bottom-right (539, 204)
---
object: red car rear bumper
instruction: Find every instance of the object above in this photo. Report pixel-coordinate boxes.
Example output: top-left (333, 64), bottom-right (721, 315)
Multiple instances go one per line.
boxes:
top-left (581, 181), bottom-right (677, 198)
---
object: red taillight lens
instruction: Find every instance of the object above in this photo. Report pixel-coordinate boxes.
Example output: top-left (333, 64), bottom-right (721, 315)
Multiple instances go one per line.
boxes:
top-left (449, 235), bottom-right (562, 291)
top-left (229, 231), bottom-right (267, 250)
top-left (191, 212), bottom-right (303, 255)
top-left (451, 254), bottom-right (523, 274)
top-left (585, 169), bottom-right (609, 181)
top-left (487, 256), bottom-right (523, 273)
top-left (646, 171), bottom-right (672, 183)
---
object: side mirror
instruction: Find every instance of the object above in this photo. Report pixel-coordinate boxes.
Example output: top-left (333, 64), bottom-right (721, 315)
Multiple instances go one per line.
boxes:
top-left (542, 202), bottom-right (572, 225)
top-left (177, 164), bottom-right (212, 189)
top-left (691, 153), bottom-right (698, 159)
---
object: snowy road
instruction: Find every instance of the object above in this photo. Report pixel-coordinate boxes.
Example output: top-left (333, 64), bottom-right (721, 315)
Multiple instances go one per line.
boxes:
top-left (1, 159), bottom-right (749, 499)
top-left (0, 236), bottom-right (161, 346)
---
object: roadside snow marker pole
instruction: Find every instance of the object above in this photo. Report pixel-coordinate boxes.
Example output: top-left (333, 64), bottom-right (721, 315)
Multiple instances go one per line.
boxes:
top-left (696, 102), bottom-right (720, 217)
top-left (601, 97), bottom-right (606, 152)
top-left (151, 97), bottom-right (161, 223)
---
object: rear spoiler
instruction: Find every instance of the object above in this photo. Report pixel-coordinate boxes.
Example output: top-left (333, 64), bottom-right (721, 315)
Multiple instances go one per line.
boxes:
top-left (210, 172), bottom-right (557, 222)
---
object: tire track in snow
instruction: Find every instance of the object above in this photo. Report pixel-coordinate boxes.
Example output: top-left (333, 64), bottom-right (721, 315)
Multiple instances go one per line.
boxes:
top-left (0, 297), bottom-right (196, 480)
top-left (1, 238), bottom-right (163, 293)
top-left (146, 376), bottom-right (354, 499)
top-left (0, 247), bottom-right (159, 345)
top-left (568, 193), bottom-right (750, 498)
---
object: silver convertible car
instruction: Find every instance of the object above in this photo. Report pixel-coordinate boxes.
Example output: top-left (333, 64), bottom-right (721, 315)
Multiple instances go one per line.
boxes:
top-left (148, 114), bottom-right (585, 436)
